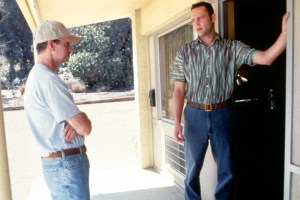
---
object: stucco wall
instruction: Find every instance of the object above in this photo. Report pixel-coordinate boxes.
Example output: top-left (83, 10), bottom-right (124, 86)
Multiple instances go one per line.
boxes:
top-left (143, 1), bottom-right (219, 199)
top-left (141, 0), bottom-right (216, 35)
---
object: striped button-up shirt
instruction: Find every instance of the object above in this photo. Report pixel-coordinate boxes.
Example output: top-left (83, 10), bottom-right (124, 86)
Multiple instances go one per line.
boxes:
top-left (172, 35), bottom-right (256, 104)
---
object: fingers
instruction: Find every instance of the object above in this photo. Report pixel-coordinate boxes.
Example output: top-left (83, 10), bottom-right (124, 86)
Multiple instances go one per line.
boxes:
top-left (174, 125), bottom-right (184, 142)
top-left (64, 123), bottom-right (78, 142)
top-left (176, 132), bottom-right (185, 142)
top-left (282, 12), bottom-right (289, 25)
top-left (283, 12), bottom-right (289, 20)
top-left (281, 12), bottom-right (289, 35)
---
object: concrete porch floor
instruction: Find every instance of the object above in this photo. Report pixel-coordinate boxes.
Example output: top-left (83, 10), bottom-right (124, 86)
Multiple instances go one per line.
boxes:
top-left (4, 100), bottom-right (184, 200)
top-left (28, 167), bottom-right (183, 200)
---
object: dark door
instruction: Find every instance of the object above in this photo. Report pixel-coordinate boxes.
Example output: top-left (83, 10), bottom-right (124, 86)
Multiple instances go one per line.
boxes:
top-left (233, 0), bottom-right (286, 200)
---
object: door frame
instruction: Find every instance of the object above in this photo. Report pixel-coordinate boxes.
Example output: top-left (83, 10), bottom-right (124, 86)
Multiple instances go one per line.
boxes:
top-left (284, 0), bottom-right (299, 199)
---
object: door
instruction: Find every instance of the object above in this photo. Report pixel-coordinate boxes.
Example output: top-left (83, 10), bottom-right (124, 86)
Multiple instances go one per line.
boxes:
top-left (233, 0), bottom-right (286, 199)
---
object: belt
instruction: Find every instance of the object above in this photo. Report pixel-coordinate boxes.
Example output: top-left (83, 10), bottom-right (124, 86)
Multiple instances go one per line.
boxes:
top-left (186, 100), bottom-right (229, 111)
top-left (43, 145), bottom-right (87, 159)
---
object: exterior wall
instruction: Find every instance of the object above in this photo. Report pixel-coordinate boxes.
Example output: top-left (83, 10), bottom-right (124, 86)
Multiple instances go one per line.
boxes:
top-left (141, 0), bottom-right (201, 35)
top-left (140, 0), bottom-right (218, 198)
top-left (131, 9), bottom-right (153, 168)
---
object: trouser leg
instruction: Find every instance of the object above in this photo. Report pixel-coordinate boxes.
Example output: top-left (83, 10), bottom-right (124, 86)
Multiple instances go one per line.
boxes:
top-left (210, 107), bottom-right (234, 200)
top-left (184, 106), bottom-right (209, 200)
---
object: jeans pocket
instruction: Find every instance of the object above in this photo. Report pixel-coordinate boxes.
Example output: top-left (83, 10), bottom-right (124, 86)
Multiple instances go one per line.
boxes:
top-left (63, 155), bottom-right (86, 186)
top-left (42, 155), bottom-right (89, 199)
top-left (42, 164), bottom-right (59, 194)
top-left (64, 155), bottom-right (82, 170)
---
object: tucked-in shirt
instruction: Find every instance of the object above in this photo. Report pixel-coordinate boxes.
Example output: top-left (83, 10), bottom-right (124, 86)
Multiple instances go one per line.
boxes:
top-left (172, 35), bottom-right (256, 104)
top-left (24, 64), bottom-right (84, 157)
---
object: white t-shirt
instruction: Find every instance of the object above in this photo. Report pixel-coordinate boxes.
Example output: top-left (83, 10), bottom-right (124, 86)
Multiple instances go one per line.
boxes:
top-left (24, 64), bottom-right (84, 157)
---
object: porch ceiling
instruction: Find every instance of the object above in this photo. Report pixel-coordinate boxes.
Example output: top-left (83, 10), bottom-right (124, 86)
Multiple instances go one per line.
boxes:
top-left (16, 0), bottom-right (151, 30)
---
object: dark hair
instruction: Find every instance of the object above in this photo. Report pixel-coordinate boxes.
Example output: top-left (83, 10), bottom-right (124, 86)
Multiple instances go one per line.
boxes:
top-left (36, 39), bottom-right (60, 54)
top-left (191, 1), bottom-right (214, 16)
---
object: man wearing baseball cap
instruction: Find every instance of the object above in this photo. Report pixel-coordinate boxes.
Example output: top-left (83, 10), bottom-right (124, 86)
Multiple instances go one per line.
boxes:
top-left (24, 20), bottom-right (92, 200)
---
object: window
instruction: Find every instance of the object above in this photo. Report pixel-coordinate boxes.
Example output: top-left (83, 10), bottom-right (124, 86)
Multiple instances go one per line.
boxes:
top-left (158, 22), bottom-right (194, 121)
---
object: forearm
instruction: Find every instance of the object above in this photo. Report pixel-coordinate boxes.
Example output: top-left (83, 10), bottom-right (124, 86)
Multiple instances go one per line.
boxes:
top-left (253, 12), bottom-right (288, 66)
top-left (253, 32), bottom-right (286, 66)
top-left (173, 87), bottom-right (185, 125)
top-left (67, 112), bottom-right (92, 136)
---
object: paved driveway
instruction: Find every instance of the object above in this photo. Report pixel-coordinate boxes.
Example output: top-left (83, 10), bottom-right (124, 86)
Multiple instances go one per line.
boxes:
top-left (3, 101), bottom-right (183, 200)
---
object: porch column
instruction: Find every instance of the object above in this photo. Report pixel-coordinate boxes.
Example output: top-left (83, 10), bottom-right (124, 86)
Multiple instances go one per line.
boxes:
top-left (0, 88), bottom-right (13, 199)
top-left (131, 9), bottom-right (153, 168)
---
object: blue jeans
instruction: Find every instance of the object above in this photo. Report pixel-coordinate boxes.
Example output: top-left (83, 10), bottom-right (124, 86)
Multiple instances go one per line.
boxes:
top-left (184, 105), bottom-right (233, 200)
top-left (41, 150), bottom-right (90, 200)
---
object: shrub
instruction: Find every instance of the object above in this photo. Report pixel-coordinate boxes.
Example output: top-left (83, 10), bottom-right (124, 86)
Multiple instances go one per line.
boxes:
top-left (67, 51), bottom-right (103, 88)
top-left (67, 18), bottom-right (134, 90)
top-left (18, 85), bottom-right (25, 95)
top-left (65, 78), bottom-right (86, 93)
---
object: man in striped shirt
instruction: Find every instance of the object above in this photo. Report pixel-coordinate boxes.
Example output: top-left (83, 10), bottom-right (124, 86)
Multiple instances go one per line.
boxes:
top-left (172, 2), bottom-right (289, 200)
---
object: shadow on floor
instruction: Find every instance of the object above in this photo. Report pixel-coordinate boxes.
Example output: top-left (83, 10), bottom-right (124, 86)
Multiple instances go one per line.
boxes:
top-left (92, 185), bottom-right (183, 200)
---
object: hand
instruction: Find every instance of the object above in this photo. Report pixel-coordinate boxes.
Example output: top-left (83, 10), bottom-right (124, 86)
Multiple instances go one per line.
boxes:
top-left (174, 123), bottom-right (184, 142)
top-left (282, 12), bottom-right (289, 34)
top-left (64, 123), bottom-right (78, 142)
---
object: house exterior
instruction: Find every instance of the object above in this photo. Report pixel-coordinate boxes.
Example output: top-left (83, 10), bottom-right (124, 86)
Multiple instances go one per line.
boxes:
top-left (0, 0), bottom-right (299, 199)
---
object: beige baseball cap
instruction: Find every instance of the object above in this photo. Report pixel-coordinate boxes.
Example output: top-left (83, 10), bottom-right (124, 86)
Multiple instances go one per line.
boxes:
top-left (33, 20), bottom-right (81, 44)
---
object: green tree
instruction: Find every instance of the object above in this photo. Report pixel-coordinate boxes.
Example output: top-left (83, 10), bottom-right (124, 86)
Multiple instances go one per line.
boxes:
top-left (67, 18), bottom-right (133, 89)
top-left (0, 0), bottom-right (133, 91)
top-left (0, 0), bottom-right (34, 88)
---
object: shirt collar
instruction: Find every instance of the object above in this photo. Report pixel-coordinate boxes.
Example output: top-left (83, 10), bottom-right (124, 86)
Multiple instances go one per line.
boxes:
top-left (194, 34), bottom-right (221, 46)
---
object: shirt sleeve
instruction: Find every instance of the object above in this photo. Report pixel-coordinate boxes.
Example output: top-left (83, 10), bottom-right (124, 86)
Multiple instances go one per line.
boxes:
top-left (43, 76), bottom-right (80, 124)
top-left (172, 47), bottom-right (186, 82)
top-left (234, 40), bottom-right (257, 68)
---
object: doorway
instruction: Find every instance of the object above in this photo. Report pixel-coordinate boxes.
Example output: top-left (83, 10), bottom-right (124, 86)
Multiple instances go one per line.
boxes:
top-left (233, 0), bottom-right (286, 199)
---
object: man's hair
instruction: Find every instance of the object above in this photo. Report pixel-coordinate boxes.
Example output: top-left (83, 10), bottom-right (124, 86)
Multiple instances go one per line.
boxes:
top-left (36, 40), bottom-right (60, 54)
top-left (191, 1), bottom-right (215, 16)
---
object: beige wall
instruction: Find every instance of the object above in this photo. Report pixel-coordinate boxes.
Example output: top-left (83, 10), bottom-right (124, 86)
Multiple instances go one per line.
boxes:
top-left (132, 9), bottom-right (153, 168)
top-left (141, 0), bottom-right (217, 35)
top-left (143, 1), bottom-right (218, 198)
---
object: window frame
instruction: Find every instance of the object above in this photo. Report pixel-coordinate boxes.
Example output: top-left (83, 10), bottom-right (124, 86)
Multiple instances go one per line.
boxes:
top-left (155, 18), bottom-right (196, 123)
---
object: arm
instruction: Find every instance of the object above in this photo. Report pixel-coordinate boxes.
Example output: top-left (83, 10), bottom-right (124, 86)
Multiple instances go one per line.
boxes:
top-left (66, 112), bottom-right (92, 137)
top-left (173, 81), bottom-right (185, 142)
top-left (252, 12), bottom-right (289, 65)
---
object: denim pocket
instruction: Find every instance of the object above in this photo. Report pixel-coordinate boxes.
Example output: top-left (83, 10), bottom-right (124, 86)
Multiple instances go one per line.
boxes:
top-left (62, 155), bottom-right (85, 187)
top-left (42, 161), bottom-right (60, 195)
top-left (63, 155), bottom-right (82, 170)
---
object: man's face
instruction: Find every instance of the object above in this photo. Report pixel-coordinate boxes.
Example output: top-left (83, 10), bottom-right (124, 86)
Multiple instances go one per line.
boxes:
top-left (53, 39), bottom-right (73, 63)
top-left (191, 6), bottom-right (215, 37)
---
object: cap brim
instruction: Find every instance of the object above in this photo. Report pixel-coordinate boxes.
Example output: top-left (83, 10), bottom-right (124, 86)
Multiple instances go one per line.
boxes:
top-left (61, 35), bottom-right (81, 43)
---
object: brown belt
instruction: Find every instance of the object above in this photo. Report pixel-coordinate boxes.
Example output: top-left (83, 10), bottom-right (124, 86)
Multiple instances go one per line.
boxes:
top-left (43, 145), bottom-right (87, 159)
top-left (186, 100), bottom-right (228, 111)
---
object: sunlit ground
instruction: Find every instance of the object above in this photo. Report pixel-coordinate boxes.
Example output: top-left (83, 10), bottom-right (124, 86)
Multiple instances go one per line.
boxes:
top-left (5, 101), bottom-right (183, 200)
top-left (28, 167), bottom-right (182, 200)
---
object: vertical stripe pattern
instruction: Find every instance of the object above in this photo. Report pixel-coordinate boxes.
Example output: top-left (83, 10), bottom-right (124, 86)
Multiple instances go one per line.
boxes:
top-left (172, 35), bottom-right (256, 104)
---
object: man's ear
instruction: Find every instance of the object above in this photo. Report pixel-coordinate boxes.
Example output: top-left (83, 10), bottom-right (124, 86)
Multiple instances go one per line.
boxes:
top-left (211, 13), bottom-right (216, 23)
top-left (48, 41), bottom-right (55, 50)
